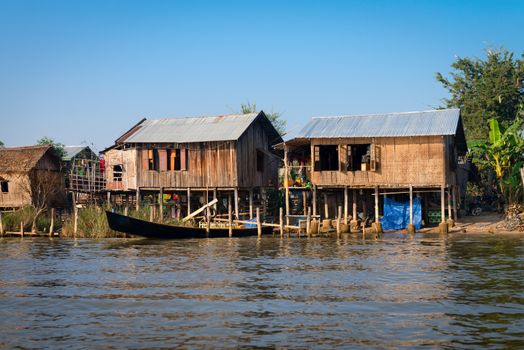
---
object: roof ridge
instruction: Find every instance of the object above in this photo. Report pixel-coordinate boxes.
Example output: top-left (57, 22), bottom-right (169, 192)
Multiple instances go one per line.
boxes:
top-left (0, 145), bottom-right (51, 151)
top-left (311, 108), bottom-right (459, 119)
top-left (147, 112), bottom-right (259, 122)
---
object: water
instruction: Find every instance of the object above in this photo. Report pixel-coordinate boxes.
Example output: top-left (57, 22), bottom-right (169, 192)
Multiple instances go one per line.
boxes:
top-left (0, 233), bottom-right (523, 349)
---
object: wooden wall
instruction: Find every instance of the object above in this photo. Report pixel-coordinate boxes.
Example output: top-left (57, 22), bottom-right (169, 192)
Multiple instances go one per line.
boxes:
top-left (309, 136), bottom-right (452, 188)
top-left (105, 148), bottom-right (138, 190)
top-left (236, 119), bottom-right (280, 188)
top-left (0, 173), bottom-right (32, 208)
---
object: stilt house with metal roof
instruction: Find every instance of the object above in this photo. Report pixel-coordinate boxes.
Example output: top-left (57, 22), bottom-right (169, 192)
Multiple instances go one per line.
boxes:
top-left (280, 108), bottom-right (467, 233)
top-left (102, 111), bottom-right (282, 220)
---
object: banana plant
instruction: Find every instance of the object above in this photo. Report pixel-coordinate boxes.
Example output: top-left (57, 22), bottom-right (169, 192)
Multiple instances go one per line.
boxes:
top-left (469, 117), bottom-right (524, 204)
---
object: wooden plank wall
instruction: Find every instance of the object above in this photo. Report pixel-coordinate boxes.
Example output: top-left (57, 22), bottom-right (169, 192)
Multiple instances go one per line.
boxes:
top-left (105, 148), bottom-right (138, 190)
top-left (310, 136), bottom-right (448, 187)
top-left (236, 120), bottom-right (280, 188)
top-left (0, 173), bottom-right (32, 208)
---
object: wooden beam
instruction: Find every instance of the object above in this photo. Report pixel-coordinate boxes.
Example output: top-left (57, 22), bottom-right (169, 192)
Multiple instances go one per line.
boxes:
top-left (352, 189), bottom-right (357, 222)
top-left (249, 188), bottom-right (253, 219)
top-left (159, 187), bottom-right (163, 223)
top-left (302, 191), bottom-right (307, 215)
top-left (234, 188), bottom-right (239, 221)
top-left (409, 185), bottom-right (413, 225)
top-left (256, 207), bottom-right (261, 237)
top-left (452, 186), bottom-right (458, 221)
top-left (312, 185), bottom-right (317, 217)
top-left (441, 185), bottom-right (446, 223)
top-left (374, 186), bottom-right (379, 223)
top-left (228, 194), bottom-right (233, 237)
top-left (136, 187), bottom-right (140, 211)
top-left (447, 188), bottom-right (452, 220)
top-left (323, 192), bottom-right (329, 219)
top-left (187, 187), bottom-right (191, 217)
top-left (279, 207), bottom-right (284, 236)
top-left (182, 199), bottom-right (218, 222)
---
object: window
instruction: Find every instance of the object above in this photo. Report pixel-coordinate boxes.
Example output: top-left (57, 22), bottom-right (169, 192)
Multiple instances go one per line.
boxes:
top-left (256, 150), bottom-right (264, 172)
top-left (113, 165), bottom-right (123, 181)
top-left (1, 181), bottom-right (8, 193)
top-left (313, 145), bottom-right (339, 171)
top-left (347, 144), bottom-right (377, 171)
top-left (166, 148), bottom-right (188, 171)
top-left (148, 149), bottom-right (159, 171)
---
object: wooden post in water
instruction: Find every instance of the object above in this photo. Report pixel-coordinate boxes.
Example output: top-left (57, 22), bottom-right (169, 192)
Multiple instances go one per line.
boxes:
top-left (323, 193), bottom-right (329, 219)
top-left (187, 187), bottom-right (191, 217)
top-left (408, 185), bottom-right (415, 234)
top-left (136, 187), bottom-right (140, 211)
top-left (279, 207), bottom-right (284, 237)
top-left (362, 190), bottom-right (367, 226)
top-left (159, 187), bottom-right (164, 223)
top-left (344, 186), bottom-right (348, 225)
top-left (124, 206), bottom-right (128, 216)
top-left (149, 205), bottom-right (154, 222)
top-left (213, 188), bottom-right (218, 212)
top-left (336, 206), bottom-right (341, 236)
top-left (49, 208), bottom-right (55, 237)
top-left (302, 191), bottom-right (307, 215)
top-left (234, 188), bottom-right (239, 221)
top-left (20, 221), bottom-right (24, 237)
top-left (73, 206), bottom-right (78, 237)
top-left (0, 211), bottom-right (4, 236)
top-left (206, 206), bottom-right (210, 235)
top-left (107, 191), bottom-right (111, 210)
top-left (256, 207), bottom-right (261, 237)
top-left (249, 188), bottom-right (253, 219)
top-left (312, 185), bottom-right (317, 217)
top-left (452, 186), bottom-right (458, 222)
top-left (351, 189), bottom-right (358, 232)
top-left (306, 207), bottom-right (311, 237)
top-left (439, 185), bottom-right (448, 234)
top-left (447, 187), bottom-right (454, 228)
top-left (228, 194), bottom-right (233, 237)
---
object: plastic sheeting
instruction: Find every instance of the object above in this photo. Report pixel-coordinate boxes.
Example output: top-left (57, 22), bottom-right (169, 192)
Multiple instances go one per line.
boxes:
top-left (380, 197), bottom-right (422, 231)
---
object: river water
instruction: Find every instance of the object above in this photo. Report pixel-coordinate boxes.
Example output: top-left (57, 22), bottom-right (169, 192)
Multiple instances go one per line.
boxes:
top-left (0, 233), bottom-right (523, 349)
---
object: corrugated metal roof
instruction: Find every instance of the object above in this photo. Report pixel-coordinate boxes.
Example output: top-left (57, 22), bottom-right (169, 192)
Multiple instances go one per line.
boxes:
top-left (295, 109), bottom-right (461, 138)
top-left (122, 113), bottom-right (260, 143)
top-left (63, 146), bottom-right (88, 160)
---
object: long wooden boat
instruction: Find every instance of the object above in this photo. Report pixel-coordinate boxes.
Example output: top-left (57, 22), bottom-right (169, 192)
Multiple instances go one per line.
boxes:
top-left (106, 211), bottom-right (273, 239)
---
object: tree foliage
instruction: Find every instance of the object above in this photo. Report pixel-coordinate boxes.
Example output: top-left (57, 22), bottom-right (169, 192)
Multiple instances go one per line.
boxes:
top-left (0, 140), bottom-right (4, 148)
top-left (436, 48), bottom-right (524, 140)
top-left (468, 117), bottom-right (524, 204)
top-left (240, 102), bottom-right (286, 136)
top-left (37, 137), bottom-right (65, 159)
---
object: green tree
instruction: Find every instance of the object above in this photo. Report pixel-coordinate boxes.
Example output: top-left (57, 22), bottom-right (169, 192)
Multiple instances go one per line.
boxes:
top-left (469, 117), bottom-right (524, 204)
top-left (240, 102), bottom-right (286, 136)
top-left (0, 140), bottom-right (4, 148)
top-left (37, 137), bottom-right (66, 159)
top-left (436, 48), bottom-right (524, 140)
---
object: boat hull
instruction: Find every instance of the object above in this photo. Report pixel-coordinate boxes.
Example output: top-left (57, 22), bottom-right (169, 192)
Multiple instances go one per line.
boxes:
top-left (106, 211), bottom-right (273, 239)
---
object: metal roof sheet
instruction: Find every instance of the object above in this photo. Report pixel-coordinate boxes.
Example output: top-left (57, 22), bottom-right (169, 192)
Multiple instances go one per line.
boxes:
top-left (295, 109), bottom-right (461, 138)
top-left (63, 146), bottom-right (88, 160)
top-left (122, 113), bottom-right (260, 143)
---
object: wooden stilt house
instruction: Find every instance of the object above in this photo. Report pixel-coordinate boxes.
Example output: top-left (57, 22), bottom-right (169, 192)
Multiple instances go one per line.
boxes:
top-left (102, 111), bottom-right (282, 220)
top-left (279, 108), bottom-right (467, 232)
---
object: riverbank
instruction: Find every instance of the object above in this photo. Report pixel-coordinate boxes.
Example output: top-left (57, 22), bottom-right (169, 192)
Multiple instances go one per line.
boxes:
top-left (413, 212), bottom-right (521, 234)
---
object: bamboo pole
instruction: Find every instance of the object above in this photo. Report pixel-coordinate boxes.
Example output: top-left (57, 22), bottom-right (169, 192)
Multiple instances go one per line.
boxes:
top-left (49, 208), bottom-right (55, 236)
top-left (256, 207), bottom-right (261, 237)
top-left (20, 221), bottom-right (24, 237)
top-left (279, 207), bottom-right (284, 236)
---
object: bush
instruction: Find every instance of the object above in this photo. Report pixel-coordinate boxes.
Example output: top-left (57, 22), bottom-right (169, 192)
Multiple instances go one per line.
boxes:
top-left (61, 206), bottom-right (124, 238)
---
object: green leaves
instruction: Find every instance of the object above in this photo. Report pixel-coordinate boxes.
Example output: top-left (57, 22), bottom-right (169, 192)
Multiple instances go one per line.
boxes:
top-left (488, 118), bottom-right (501, 144)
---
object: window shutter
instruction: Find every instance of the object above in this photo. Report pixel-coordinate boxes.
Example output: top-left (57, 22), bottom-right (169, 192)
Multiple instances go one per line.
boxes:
top-left (180, 148), bottom-right (187, 170)
top-left (159, 150), bottom-right (167, 171)
top-left (314, 146), bottom-right (320, 171)
top-left (142, 150), bottom-right (149, 170)
top-left (370, 144), bottom-right (377, 171)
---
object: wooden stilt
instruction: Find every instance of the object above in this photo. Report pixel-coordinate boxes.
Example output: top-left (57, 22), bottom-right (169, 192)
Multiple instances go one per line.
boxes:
top-left (136, 187), bottom-right (140, 211)
top-left (0, 211), bottom-right (3, 236)
top-left (323, 193), bottom-right (329, 219)
top-left (73, 206), bottom-right (78, 237)
top-left (159, 187), bottom-right (164, 223)
top-left (106, 191), bottom-right (111, 209)
top-left (344, 186), bottom-right (348, 225)
top-left (408, 185), bottom-right (415, 234)
top-left (256, 207), bottom-right (261, 237)
top-left (20, 221), bottom-right (24, 237)
top-left (284, 144), bottom-right (290, 227)
top-left (228, 194), bottom-right (233, 237)
top-left (373, 186), bottom-right (382, 234)
top-left (439, 184), bottom-right (448, 234)
top-left (312, 185), bottom-right (317, 217)
top-left (249, 188), bottom-right (253, 219)
top-left (306, 207), bottom-right (311, 237)
top-left (351, 189), bottom-right (358, 231)
top-left (302, 191), bottom-right (307, 215)
top-left (362, 191), bottom-right (367, 223)
top-left (124, 206), bottom-right (128, 216)
top-left (452, 186), bottom-right (458, 221)
top-left (206, 205), bottom-right (210, 235)
top-left (187, 187), bottom-right (191, 217)
top-left (234, 188), bottom-right (239, 221)
top-left (213, 188), bottom-right (218, 212)
top-left (336, 206), bottom-right (341, 236)
top-left (279, 207), bottom-right (284, 236)
top-left (149, 205), bottom-right (154, 222)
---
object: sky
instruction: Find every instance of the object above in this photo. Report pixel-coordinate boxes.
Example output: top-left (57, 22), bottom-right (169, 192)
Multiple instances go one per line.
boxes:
top-left (0, 0), bottom-right (523, 151)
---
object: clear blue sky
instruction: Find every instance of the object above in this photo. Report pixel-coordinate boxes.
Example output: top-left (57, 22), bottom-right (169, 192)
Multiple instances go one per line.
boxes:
top-left (1, 0), bottom-right (523, 151)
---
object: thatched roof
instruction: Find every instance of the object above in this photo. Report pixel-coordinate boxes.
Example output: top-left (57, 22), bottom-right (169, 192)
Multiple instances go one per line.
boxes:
top-left (0, 145), bottom-right (55, 173)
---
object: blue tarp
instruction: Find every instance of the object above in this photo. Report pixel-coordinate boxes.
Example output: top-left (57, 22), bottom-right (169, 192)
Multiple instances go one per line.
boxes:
top-left (380, 197), bottom-right (422, 231)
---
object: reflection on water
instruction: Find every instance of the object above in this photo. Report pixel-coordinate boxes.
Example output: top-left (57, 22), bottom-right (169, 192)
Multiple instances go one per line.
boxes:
top-left (0, 234), bottom-right (523, 348)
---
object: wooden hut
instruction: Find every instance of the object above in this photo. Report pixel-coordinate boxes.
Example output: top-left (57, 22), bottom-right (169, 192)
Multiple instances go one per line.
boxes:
top-left (0, 145), bottom-right (65, 210)
top-left (280, 109), bottom-right (467, 233)
top-left (102, 111), bottom-right (282, 220)
top-left (63, 145), bottom-right (105, 196)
